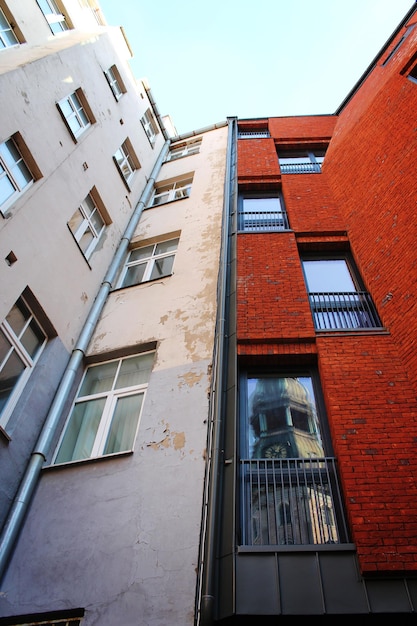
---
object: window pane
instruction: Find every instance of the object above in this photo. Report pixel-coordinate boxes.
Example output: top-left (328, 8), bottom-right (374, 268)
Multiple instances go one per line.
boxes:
top-left (55, 398), bottom-right (105, 463)
top-left (149, 255), bottom-right (174, 280)
top-left (128, 245), bottom-right (154, 262)
top-left (6, 298), bottom-right (29, 335)
top-left (303, 260), bottom-right (356, 292)
top-left (12, 160), bottom-right (32, 189)
top-left (78, 225), bottom-right (94, 254)
top-left (247, 376), bottom-right (324, 459)
top-left (0, 170), bottom-right (16, 205)
top-left (79, 361), bottom-right (118, 396)
top-left (121, 263), bottom-right (147, 287)
top-left (243, 197), bottom-right (282, 213)
top-left (20, 319), bottom-right (45, 358)
top-left (155, 239), bottom-right (179, 255)
top-left (115, 353), bottom-right (154, 389)
top-left (0, 344), bottom-right (26, 414)
top-left (103, 393), bottom-right (144, 454)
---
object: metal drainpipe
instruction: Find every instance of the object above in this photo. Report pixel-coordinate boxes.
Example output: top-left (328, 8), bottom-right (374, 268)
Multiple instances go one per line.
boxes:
top-left (0, 139), bottom-right (171, 582)
top-left (198, 116), bottom-right (237, 626)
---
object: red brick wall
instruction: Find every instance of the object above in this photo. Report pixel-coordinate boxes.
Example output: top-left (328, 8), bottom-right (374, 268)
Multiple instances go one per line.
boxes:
top-left (236, 77), bottom-right (417, 572)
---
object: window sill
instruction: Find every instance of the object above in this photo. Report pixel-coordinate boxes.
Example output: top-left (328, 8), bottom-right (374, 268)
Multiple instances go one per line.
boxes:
top-left (43, 449), bottom-right (133, 471)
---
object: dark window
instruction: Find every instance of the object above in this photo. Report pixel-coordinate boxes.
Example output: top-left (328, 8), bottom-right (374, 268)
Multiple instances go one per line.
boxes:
top-left (238, 194), bottom-right (289, 231)
top-left (278, 149), bottom-right (326, 174)
top-left (239, 369), bottom-right (349, 546)
top-left (302, 255), bottom-right (382, 331)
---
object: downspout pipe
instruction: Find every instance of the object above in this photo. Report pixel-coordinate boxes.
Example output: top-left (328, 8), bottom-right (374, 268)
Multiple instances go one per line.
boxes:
top-left (0, 139), bottom-right (171, 582)
top-left (198, 116), bottom-right (237, 626)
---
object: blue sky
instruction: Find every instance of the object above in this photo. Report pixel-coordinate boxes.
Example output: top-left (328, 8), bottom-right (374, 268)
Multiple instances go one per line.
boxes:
top-left (99, 0), bottom-right (415, 135)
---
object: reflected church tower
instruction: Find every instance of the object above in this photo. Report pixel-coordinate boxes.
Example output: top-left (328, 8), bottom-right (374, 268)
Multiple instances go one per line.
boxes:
top-left (249, 377), bottom-right (324, 459)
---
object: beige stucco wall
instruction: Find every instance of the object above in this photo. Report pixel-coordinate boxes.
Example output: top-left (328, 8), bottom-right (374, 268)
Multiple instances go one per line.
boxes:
top-left (88, 125), bottom-right (228, 371)
top-left (0, 27), bottom-right (165, 350)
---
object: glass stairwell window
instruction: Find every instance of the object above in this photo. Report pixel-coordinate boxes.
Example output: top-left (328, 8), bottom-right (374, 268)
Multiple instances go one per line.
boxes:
top-left (240, 371), bottom-right (349, 546)
top-left (302, 257), bottom-right (382, 330)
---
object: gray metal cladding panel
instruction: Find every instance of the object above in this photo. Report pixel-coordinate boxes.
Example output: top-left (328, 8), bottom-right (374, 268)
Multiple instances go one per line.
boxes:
top-left (366, 578), bottom-right (414, 613)
top-left (277, 553), bottom-right (324, 614)
top-left (319, 552), bottom-right (369, 613)
top-left (236, 554), bottom-right (280, 614)
top-left (406, 579), bottom-right (417, 611)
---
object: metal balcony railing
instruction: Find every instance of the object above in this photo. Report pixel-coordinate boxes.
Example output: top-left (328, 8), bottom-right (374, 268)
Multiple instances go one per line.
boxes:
top-left (279, 161), bottom-right (322, 174)
top-left (238, 131), bottom-right (270, 139)
top-left (240, 458), bottom-right (349, 546)
top-left (308, 292), bottom-right (382, 330)
top-left (238, 209), bottom-right (290, 232)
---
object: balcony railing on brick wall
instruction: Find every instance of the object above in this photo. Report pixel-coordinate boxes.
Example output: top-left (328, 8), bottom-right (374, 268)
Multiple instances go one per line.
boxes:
top-left (240, 458), bottom-right (349, 546)
top-left (308, 292), bottom-right (382, 330)
top-left (279, 161), bottom-right (322, 174)
top-left (238, 209), bottom-right (290, 232)
top-left (238, 130), bottom-right (270, 139)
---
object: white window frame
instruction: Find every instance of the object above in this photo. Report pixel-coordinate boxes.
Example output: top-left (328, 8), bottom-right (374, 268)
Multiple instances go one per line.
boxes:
top-left (57, 90), bottom-right (92, 140)
top-left (53, 353), bottom-right (154, 464)
top-left (104, 65), bottom-right (126, 100)
top-left (0, 296), bottom-right (47, 429)
top-left (150, 178), bottom-right (193, 207)
top-left (37, 0), bottom-right (70, 34)
top-left (113, 139), bottom-right (140, 186)
top-left (68, 192), bottom-right (106, 260)
top-left (166, 139), bottom-right (202, 161)
top-left (119, 238), bottom-right (179, 288)
top-left (140, 108), bottom-right (159, 145)
top-left (0, 135), bottom-right (34, 215)
top-left (0, 7), bottom-right (19, 48)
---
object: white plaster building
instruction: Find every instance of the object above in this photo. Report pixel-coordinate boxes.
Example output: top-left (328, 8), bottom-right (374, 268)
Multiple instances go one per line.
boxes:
top-left (0, 2), bottom-right (229, 624)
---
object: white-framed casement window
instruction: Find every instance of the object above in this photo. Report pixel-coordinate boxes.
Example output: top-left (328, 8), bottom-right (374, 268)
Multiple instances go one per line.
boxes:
top-left (149, 176), bottom-right (193, 207)
top-left (53, 352), bottom-right (155, 464)
top-left (0, 295), bottom-right (48, 430)
top-left (119, 237), bottom-right (179, 288)
top-left (68, 188), bottom-right (110, 261)
top-left (0, 133), bottom-right (40, 216)
top-left (57, 89), bottom-right (95, 141)
top-left (113, 138), bottom-right (141, 187)
top-left (104, 65), bottom-right (126, 101)
top-left (166, 138), bottom-right (202, 161)
top-left (140, 108), bottom-right (159, 145)
top-left (0, 6), bottom-right (19, 48)
top-left (36, 0), bottom-right (70, 34)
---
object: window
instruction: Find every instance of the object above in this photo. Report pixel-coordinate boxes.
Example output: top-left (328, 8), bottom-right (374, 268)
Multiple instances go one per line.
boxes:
top-left (0, 7), bottom-right (19, 48)
top-left (57, 89), bottom-right (95, 141)
top-left (302, 256), bottom-right (382, 330)
top-left (383, 23), bottom-right (416, 65)
top-left (238, 130), bottom-right (270, 139)
top-left (113, 138), bottom-right (141, 187)
top-left (149, 177), bottom-right (193, 207)
top-left (140, 108), bottom-right (159, 145)
top-left (119, 237), bottom-right (179, 288)
top-left (37, 0), bottom-right (70, 34)
top-left (53, 352), bottom-right (154, 463)
top-left (166, 139), bottom-right (202, 161)
top-left (408, 64), bottom-right (417, 83)
top-left (68, 189), bottom-right (109, 261)
top-left (0, 296), bottom-right (47, 429)
top-left (104, 65), bottom-right (126, 100)
top-left (239, 369), bottom-right (349, 546)
top-left (238, 194), bottom-right (289, 231)
top-left (0, 133), bottom-right (39, 215)
top-left (278, 149), bottom-right (326, 174)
